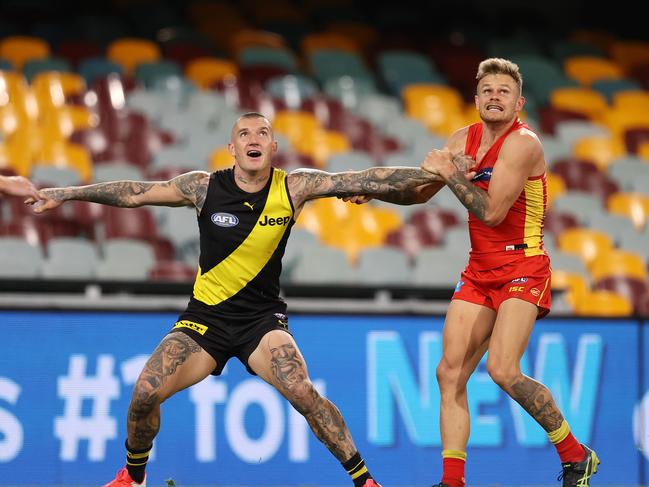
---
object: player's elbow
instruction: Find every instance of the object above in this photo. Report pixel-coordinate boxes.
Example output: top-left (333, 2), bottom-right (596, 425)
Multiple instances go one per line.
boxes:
top-left (482, 210), bottom-right (505, 227)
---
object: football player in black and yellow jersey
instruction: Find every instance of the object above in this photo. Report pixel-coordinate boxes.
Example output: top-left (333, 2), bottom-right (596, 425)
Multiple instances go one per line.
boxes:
top-left (30, 112), bottom-right (465, 487)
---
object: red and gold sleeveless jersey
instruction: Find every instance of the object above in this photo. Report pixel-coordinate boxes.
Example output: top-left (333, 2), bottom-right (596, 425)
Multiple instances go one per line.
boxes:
top-left (464, 118), bottom-right (547, 270)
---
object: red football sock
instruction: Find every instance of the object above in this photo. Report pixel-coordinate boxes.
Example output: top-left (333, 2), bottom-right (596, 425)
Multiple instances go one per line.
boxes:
top-left (548, 420), bottom-right (586, 463)
top-left (555, 432), bottom-right (586, 463)
top-left (441, 450), bottom-right (466, 487)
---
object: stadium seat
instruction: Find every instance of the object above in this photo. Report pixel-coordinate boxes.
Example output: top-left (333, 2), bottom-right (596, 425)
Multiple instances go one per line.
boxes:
top-left (549, 87), bottom-right (608, 120)
top-left (543, 211), bottom-right (578, 242)
top-left (573, 290), bottom-right (632, 317)
top-left (591, 79), bottom-right (642, 103)
top-left (0, 36), bottom-right (50, 70)
top-left (309, 49), bottom-right (372, 85)
top-left (607, 156), bottom-right (649, 191)
top-left (377, 49), bottom-right (445, 96)
top-left (134, 60), bottom-right (182, 88)
top-left (589, 249), bottom-right (647, 281)
top-left (107, 38), bottom-right (162, 74)
top-left (607, 192), bottom-right (649, 230)
top-left (572, 136), bottom-right (625, 171)
top-left (563, 56), bottom-right (623, 86)
top-left (22, 57), bottom-right (71, 83)
top-left (104, 206), bottom-right (158, 242)
top-left (229, 29), bottom-right (288, 56)
top-left (550, 40), bottom-right (606, 65)
top-left (42, 237), bottom-right (98, 279)
top-left (594, 275), bottom-right (649, 314)
top-left (78, 58), bottom-right (124, 86)
top-left (149, 260), bottom-right (196, 282)
top-left (609, 40), bottom-right (649, 72)
top-left (551, 191), bottom-right (604, 225)
top-left (238, 46), bottom-right (298, 72)
top-left (557, 227), bottom-right (613, 267)
top-left (413, 247), bottom-right (467, 287)
top-left (185, 57), bottom-right (239, 89)
top-left (323, 74), bottom-right (377, 109)
top-left (301, 32), bottom-right (360, 54)
top-left (356, 247), bottom-right (412, 285)
top-left (290, 243), bottom-right (358, 284)
top-left (623, 128), bottom-right (649, 155)
top-left (208, 146), bottom-right (234, 171)
top-left (401, 84), bottom-right (465, 136)
top-left (97, 238), bottom-right (156, 280)
top-left (0, 236), bottom-right (43, 277)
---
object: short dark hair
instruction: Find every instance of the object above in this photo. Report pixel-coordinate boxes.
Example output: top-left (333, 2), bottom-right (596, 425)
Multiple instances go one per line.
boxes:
top-left (476, 58), bottom-right (523, 94)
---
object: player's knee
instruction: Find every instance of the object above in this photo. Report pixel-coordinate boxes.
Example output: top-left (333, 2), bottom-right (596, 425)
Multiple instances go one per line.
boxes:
top-left (486, 359), bottom-right (518, 389)
top-left (436, 356), bottom-right (464, 391)
top-left (285, 379), bottom-right (318, 414)
top-left (129, 380), bottom-right (161, 417)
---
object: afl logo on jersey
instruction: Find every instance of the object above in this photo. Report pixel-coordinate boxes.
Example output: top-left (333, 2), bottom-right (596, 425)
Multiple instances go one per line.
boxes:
top-left (211, 212), bottom-right (239, 227)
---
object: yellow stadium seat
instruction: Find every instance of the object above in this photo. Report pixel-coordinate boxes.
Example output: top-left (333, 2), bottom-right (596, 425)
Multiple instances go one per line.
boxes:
top-left (557, 227), bottom-right (614, 268)
top-left (301, 32), bottom-right (360, 54)
top-left (564, 56), bottom-right (623, 86)
top-left (589, 249), bottom-right (647, 281)
top-left (607, 192), bottom-right (649, 230)
top-left (229, 29), bottom-right (287, 55)
top-left (272, 110), bottom-right (320, 145)
top-left (35, 141), bottom-right (93, 182)
top-left (0, 137), bottom-right (31, 176)
top-left (371, 206), bottom-right (403, 235)
top-left (319, 203), bottom-right (385, 263)
top-left (185, 58), bottom-right (239, 89)
top-left (601, 107), bottom-right (649, 139)
top-left (294, 129), bottom-right (350, 168)
top-left (31, 71), bottom-right (86, 112)
top-left (546, 172), bottom-right (567, 208)
top-left (0, 36), bottom-right (50, 70)
top-left (550, 269), bottom-right (589, 311)
top-left (609, 40), bottom-right (649, 71)
top-left (573, 290), bottom-right (633, 317)
top-left (549, 87), bottom-right (608, 120)
top-left (107, 38), bottom-right (161, 74)
top-left (402, 84), bottom-right (464, 136)
top-left (572, 135), bottom-right (625, 171)
top-left (209, 146), bottom-right (234, 170)
top-left (639, 141), bottom-right (649, 161)
top-left (0, 70), bottom-right (38, 123)
top-left (40, 106), bottom-right (98, 139)
top-left (612, 91), bottom-right (649, 112)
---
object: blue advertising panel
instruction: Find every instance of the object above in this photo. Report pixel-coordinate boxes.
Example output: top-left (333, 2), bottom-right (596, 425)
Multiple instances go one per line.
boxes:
top-left (0, 311), bottom-right (640, 485)
top-left (640, 320), bottom-right (649, 483)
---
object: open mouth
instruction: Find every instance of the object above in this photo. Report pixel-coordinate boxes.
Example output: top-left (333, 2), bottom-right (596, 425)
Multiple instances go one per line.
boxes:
top-left (486, 104), bottom-right (503, 111)
top-left (247, 150), bottom-right (262, 158)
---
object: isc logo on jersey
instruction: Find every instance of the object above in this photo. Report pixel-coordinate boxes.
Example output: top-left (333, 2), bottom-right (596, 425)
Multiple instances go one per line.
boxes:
top-left (211, 212), bottom-right (239, 227)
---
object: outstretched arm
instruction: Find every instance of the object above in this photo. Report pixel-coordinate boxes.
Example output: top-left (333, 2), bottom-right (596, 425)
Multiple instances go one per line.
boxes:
top-left (422, 135), bottom-right (543, 226)
top-left (0, 175), bottom-right (40, 200)
top-left (28, 171), bottom-right (210, 214)
top-left (287, 166), bottom-right (441, 209)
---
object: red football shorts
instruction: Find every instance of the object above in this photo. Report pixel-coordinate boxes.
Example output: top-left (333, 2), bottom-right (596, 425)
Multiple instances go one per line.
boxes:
top-left (452, 254), bottom-right (551, 318)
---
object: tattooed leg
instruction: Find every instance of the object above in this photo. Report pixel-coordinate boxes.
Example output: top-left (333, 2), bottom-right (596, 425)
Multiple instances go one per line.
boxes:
top-left (509, 376), bottom-right (565, 432)
top-left (127, 332), bottom-right (214, 449)
top-left (249, 331), bottom-right (357, 462)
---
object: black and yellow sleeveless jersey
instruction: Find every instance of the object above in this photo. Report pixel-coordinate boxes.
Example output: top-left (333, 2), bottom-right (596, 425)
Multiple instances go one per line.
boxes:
top-left (191, 167), bottom-right (295, 314)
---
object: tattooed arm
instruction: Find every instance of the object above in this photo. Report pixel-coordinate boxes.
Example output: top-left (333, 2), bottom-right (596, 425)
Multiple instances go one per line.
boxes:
top-left (422, 132), bottom-right (544, 227)
top-left (28, 171), bottom-right (211, 214)
top-left (287, 166), bottom-right (441, 210)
